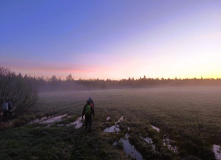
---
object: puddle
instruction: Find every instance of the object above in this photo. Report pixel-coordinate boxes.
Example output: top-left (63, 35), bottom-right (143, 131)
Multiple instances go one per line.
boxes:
top-left (163, 138), bottom-right (178, 153)
top-left (151, 125), bottom-right (160, 132)
top-left (104, 116), bottom-right (123, 133)
top-left (141, 136), bottom-right (155, 150)
top-left (66, 116), bottom-right (84, 129)
top-left (213, 144), bottom-right (221, 160)
top-left (119, 134), bottom-right (144, 160)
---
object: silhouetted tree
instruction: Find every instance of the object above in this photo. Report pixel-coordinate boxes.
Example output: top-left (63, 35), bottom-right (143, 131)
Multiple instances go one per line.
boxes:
top-left (66, 74), bottom-right (73, 81)
top-left (0, 67), bottom-right (38, 116)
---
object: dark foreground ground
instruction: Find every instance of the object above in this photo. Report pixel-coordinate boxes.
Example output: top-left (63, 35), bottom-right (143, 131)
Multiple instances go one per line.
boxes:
top-left (0, 86), bottom-right (221, 160)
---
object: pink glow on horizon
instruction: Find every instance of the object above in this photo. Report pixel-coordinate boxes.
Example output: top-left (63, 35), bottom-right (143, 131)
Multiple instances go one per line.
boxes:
top-left (1, 51), bottom-right (221, 80)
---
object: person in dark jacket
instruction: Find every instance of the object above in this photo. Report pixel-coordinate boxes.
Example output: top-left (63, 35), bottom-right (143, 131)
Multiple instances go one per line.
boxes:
top-left (82, 100), bottom-right (95, 132)
top-left (2, 99), bottom-right (13, 122)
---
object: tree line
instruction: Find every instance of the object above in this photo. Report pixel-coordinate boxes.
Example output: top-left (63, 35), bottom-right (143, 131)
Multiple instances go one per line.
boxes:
top-left (1, 67), bottom-right (221, 91)
top-left (2, 66), bottom-right (221, 91)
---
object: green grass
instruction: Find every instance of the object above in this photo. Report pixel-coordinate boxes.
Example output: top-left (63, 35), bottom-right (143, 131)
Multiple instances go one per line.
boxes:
top-left (1, 86), bottom-right (221, 159)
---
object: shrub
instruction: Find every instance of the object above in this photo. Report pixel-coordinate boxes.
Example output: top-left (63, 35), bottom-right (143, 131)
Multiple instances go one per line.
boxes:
top-left (0, 67), bottom-right (38, 116)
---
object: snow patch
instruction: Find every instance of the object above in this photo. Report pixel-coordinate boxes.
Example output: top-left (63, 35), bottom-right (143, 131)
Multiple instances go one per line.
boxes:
top-left (151, 125), bottom-right (160, 132)
top-left (29, 114), bottom-right (67, 127)
top-left (213, 144), bottom-right (221, 160)
top-left (66, 116), bottom-right (84, 129)
top-left (141, 136), bottom-right (155, 150)
top-left (106, 116), bottom-right (111, 121)
top-left (163, 138), bottom-right (178, 153)
top-left (104, 116), bottom-right (123, 133)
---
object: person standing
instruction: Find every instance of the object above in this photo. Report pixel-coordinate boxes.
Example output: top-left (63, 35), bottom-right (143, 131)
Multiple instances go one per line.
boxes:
top-left (82, 100), bottom-right (95, 132)
top-left (2, 99), bottom-right (13, 122)
top-left (88, 97), bottom-right (95, 109)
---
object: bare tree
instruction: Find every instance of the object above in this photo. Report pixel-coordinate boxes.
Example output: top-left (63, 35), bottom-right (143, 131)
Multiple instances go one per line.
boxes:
top-left (66, 74), bottom-right (73, 81)
top-left (0, 67), bottom-right (38, 116)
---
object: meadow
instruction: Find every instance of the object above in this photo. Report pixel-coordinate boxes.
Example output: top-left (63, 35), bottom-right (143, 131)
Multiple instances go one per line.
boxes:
top-left (0, 86), bottom-right (221, 160)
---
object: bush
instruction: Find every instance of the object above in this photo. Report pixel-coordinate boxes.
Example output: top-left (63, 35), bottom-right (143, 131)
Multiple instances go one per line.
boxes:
top-left (0, 67), bottom-right (38, 116)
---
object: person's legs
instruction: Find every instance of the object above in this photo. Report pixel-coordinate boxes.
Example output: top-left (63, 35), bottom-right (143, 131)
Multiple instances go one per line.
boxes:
top-left (88, 116), bottom-right (92, 131)
top-left (85, 115), bottom-right (89, 130)
top-left (8, 110), bottom-right (12, 120)
top-left (3, 111), bottom-right (7, 122)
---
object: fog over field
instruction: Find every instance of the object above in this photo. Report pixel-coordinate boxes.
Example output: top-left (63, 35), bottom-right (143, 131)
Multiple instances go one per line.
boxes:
top-left (35, 86), bottom-right (221, 159)
top-left (38, 86), bottom-right (221, 133)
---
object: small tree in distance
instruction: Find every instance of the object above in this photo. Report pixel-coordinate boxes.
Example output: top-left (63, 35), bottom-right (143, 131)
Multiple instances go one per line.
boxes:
top-left (0, 67), bottom-right (38, 116)
top-left (66, 74), bottom-right (73, 81)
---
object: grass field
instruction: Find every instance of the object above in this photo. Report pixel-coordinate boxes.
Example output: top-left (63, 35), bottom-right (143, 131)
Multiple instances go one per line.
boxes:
top-left (1, 86), bottom-right (221, 160)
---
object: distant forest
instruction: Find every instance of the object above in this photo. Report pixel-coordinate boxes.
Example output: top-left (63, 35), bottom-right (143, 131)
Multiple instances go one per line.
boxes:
top-left (1, 67), bottom-right (221, 91)
top-left (26, 75), bottom-right (221, 91)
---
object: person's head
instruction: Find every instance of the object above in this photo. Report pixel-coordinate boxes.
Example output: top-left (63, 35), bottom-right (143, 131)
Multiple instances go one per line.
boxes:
top-left (89, 97), bottom-right (92, 101)
top-left (7, 99), bottom-right (10, 102)
top-left (87, 100), bottom-right (90, 105)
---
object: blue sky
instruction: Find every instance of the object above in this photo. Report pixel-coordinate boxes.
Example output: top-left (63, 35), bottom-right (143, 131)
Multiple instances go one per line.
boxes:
top-left (1, 0), bottom-right (221, 79)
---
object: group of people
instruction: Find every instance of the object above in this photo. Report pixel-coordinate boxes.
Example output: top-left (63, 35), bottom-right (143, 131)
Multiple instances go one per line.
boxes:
top-left (1, 99), bottom-right (13, 122)
top-left (1, 98), bottom-right (94, 132)
top-left (82, 97), bottom-right (95, 132)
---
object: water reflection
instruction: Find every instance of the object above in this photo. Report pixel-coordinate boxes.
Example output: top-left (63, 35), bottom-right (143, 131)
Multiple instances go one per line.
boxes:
top-left (116, 134), bottom-right (144, 160)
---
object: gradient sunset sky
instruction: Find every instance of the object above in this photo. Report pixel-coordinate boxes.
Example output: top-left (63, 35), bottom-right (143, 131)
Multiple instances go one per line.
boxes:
top-left (1, 0), bottom-right (221, 80)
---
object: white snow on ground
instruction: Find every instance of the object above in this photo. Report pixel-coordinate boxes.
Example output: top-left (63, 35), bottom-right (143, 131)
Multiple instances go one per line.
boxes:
top-left (143, 137), bottom-right (153, 144)
top-left (66, 116), bottom-right (84, 129)
top-left (104, 116), bottom-right (123, 133)
top-left (104, 125), bottom-right (121, 133)
top-left (29, 114), bottom-right (84, 129)
top-left (29, 114), bottom-right (67, 125)
top-left (29, 117), bottom-right (47, 124)
top-left (106, 116), bottom-right (111, 121)
top-left (141, 136), bottom-right (156, 150)
top-left (116, 116), bottom-right (123, 124)
top-left (151, 125), bottom-right (160, 132)
top-left (41, 114), bottom-right (67, 124)
top-left (213, 144), bottom-right (221, 160)
top-left (163, 138), bottom-right (178, 154)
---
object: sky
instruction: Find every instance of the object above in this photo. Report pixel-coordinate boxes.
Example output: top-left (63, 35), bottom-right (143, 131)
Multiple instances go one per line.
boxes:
top-left (0, 0), bottom-right (221, 80)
